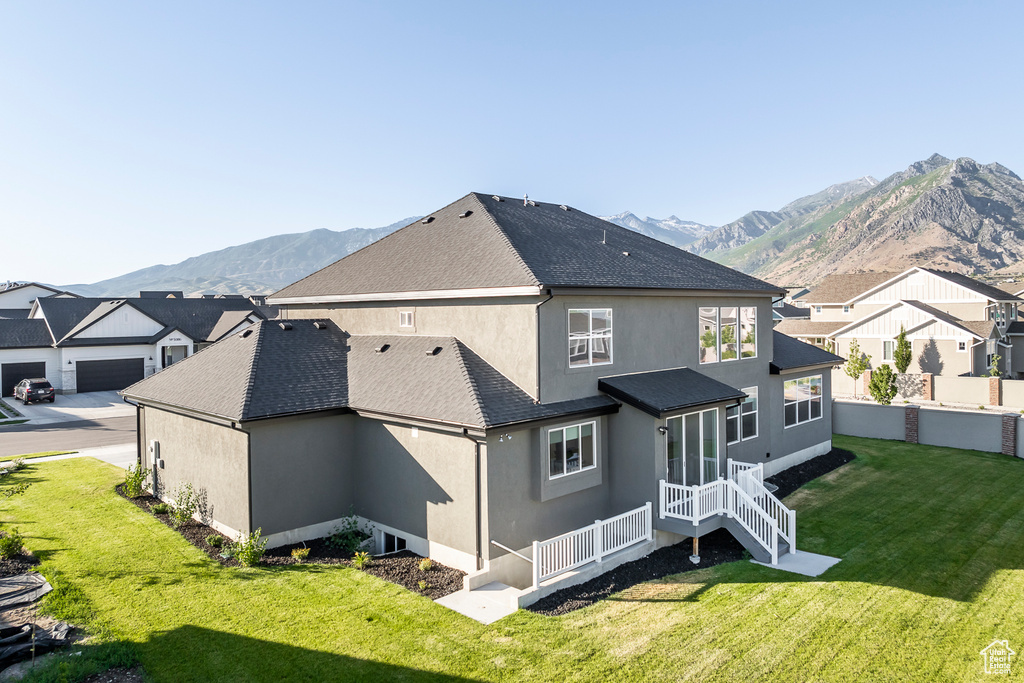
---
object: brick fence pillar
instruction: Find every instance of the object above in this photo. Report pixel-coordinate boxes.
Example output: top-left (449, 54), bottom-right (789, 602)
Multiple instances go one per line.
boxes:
top-left (989, 376), bottom-right (1002, 406)
top-left (1001, 413), bottom-right (1018, 457)
top-left (863, 370), bottom-right (872, 396)
top-left (905, 405), bottom-right (919, 444)
top-left (922, 373), bottom-right (933, 401)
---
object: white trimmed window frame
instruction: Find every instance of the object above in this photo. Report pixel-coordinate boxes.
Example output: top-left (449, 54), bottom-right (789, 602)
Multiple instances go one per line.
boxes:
top-left (882, 340), bottom-right (894, 361)
top-left (726, 387), bottom-right (758, 445)
top-left (399, 311), bottom-right (414, 328)
top-left (784, 375), bottom-right (823, 428)
top-left (568, 309), bottom-right (613, 368)
top-left (698, 305), bottom-right (757, 365)
top-left (547, 421), bottom-right (598, 480)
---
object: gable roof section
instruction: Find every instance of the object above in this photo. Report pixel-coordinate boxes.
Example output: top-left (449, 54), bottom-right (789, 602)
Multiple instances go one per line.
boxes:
top-left (902, 301), bottom-right (996, 340)
top-left (272, 193), bottom-right (783, 302)
top-left (123, 320), bottom-right (617, 428)
top-left (772, 303), bottom-right (810, 319)
top-left (0, 310), bottom-right (29, 320)
top-left (803, 272), bottom-right (899, 304)
top-left (598, 368), bottom-right (745, 418)
top-left (770, 331), bottom-right (844, 373)
top-left (920, 269), bottom-right (1022, 302)
top-left (0, 319), bottom-right (54, 349)
top-left (773, 320), bottom-right (847, 337)
top-left (208, 310), bottom-right (260, 342)
top-left (0, 282), bottom-right (61, 297)
top-left (34, 297), bottom-right (264, 346)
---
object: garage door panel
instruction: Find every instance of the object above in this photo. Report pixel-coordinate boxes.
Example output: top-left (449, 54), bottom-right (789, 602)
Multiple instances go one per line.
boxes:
top-left (76, 359), bottom-right (144, 393)
top-left (2, 362), bottom-right (47, 397)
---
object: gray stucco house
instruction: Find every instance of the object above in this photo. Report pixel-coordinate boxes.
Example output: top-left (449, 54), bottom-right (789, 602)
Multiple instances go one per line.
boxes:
top-left (122, 193), bottom-right (842, 596)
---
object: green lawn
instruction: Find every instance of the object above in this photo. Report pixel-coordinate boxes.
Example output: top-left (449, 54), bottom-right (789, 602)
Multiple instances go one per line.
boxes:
top-left (3, 435), bottom-right (1024, 681)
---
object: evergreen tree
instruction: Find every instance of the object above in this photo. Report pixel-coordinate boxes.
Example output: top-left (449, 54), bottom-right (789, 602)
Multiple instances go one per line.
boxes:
top-left (869, 364), bottom-right (898, 405)
top-left (893, 325), bottom-right (912, 373)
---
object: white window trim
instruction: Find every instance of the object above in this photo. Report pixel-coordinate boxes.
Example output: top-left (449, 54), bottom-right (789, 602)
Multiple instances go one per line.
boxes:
top-left (547, 420), bottom-right (598, 480)
top-left (815, 306), bottom-right (822, 314)
top-left (399, 311), bottom-right (414, 328)
top-left (568, 309), bottom-right (613, 368)
top-left (882, 340), bottom-right (894, 362)
top-left (843, 305), bottom-right (850, 314)
top-left (957, 340), bottom-right (967, 352)
top-left (784, 375), bottom-right (823, 428)
top-left (726, 387), bottom-right (759, 445)
top-left (665, 407), bottom-right (719, 486)
top-left (699, 305), bottom-right (757, 365)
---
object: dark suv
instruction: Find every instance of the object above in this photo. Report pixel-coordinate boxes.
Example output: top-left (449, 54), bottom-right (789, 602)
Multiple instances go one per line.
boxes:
top-left (13, 378), bottom-right (55, 404)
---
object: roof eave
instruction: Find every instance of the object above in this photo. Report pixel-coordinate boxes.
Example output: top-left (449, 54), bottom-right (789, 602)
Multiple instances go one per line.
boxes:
top-left (770, 361), bottom-right (845, 375)
top-left (268, 285), bottom-right (545, 306)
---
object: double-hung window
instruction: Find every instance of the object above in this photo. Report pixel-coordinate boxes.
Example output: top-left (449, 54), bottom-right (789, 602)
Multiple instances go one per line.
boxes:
top-left (568, 309), bottom-right (612, 367)
top-left (548, 422), bottom-right (596, 478)
top-left (784, 376), bottom-right (822, 427)
top-left (399, 311), bottom-right (414, 328)
top-left (726, 387), bottom-right (758, 444)
top-left (883, 340), bottom-right (894, 361)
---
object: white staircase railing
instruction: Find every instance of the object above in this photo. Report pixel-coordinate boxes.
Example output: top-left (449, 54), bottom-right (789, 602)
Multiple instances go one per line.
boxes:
top-left (728, 459), bottom-right (796, 556)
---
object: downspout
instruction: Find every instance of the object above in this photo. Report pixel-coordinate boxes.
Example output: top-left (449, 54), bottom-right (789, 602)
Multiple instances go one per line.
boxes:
top-left (535, 290), bottom-right (553, 403)
top-left (462, 429), bottom-right (484, 571)
top-left (122, 396), bottom-right (142, 466)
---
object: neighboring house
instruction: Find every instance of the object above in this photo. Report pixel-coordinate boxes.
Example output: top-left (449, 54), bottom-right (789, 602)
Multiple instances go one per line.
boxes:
top-left (777, 268), bottom-right (1022, 377)
top-left (0, 297), bottom-right (265, 396)
top-left (122, 193), bottom-right (843, 594)
top-left (0, 282), bottom-right (80, 320)
top-left (772, 301), bottom-right (810, 326)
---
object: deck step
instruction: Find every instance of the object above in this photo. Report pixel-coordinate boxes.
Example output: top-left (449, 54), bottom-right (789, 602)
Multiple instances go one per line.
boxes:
top-left (723, 517), bottom-right (788, 564)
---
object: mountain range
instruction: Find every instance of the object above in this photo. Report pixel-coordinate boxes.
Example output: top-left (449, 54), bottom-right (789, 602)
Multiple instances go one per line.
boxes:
top-left (57, 154), bottom-right (1024, 296)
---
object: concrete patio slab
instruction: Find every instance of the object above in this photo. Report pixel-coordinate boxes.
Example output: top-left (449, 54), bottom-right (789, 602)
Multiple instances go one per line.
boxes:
top-left (435, 582), bottom-right (520, 624)
top-left (752, 550), bottom-right (841, 577)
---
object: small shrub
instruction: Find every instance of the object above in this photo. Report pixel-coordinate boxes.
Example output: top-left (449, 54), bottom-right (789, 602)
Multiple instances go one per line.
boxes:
top-left (7, 458), bottom-right (26, 472)
top-left (418, 580), bottom-right (429, 591)
top-left (352, 551), bottom-right (371, 569)
top-left (326, 508), bottom-right (369, 556)
top-left (418, 558), bottom-right (433, 572)
top-left (122, 462), bottom-right (148, 498)
top-left (979, 405), bottom-right (986, 410)
top-left (0, 529), bottom-right (23, 559)
top-left (868, 365), bottom-right (898, 405)
top-left (291, 547), bottom-right (311, 562)
top-left (205, 534), bottom-right (223, 548)
top-left (169, 483), bottom-right (198, 529)
top-left (151, 503), bottom-right (170, 515)
top-left (235, 528), bottom-right (267, 567)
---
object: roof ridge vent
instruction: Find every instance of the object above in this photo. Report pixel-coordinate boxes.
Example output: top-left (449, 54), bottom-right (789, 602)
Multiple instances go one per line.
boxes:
top-left (459, 210), bottom-right (473, 218)
top-left (492, 195), bottom-right (503, 202)
top-left (279, 322), bottom-right (292, 330)
top-left (427, 346), bottom-right (443, 356)
top-left (421, 216), bottom-right (434, 224)
top-left (375, 343), bottom-right (390, 354)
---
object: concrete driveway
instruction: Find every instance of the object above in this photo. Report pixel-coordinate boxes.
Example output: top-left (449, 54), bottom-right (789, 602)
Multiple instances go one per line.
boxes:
top-left (6, 391), bottom-right (136, 425)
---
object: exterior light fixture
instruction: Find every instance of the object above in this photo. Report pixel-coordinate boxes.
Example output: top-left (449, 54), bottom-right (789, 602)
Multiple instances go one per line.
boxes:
top-left (657, 426), bottom-right (668, 435)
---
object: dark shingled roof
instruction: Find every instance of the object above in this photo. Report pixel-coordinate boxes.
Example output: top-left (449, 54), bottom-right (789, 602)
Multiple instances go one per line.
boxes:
top-left (124, 320), bottom-right (618, 428)
top-left (35, 297), bottom-right (265, 346)
top-left (0, 310), bottom-right (29, 320)
top-left (1006, 321), bottom-right (1024, 335)
top-left (803, 272), bottom-right (899, 304)
top-left (273, 193), bottom-right (783, 300)
top-left (920, 269), bottom-right (1023, 302)
top-left (598, 368), bottom-right (745, 418)
top-left (0, 320), bottom-right (54, 349)
top-left (770, 331), bottom-right (845, 373)
top-left (773, 303), bottom-right (810, 319)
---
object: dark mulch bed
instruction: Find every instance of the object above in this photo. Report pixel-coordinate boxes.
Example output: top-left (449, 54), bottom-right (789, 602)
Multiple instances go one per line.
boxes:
top-left (0, 552), bottom-right (39, 579)
top-left (115, 486), bottom-right (465, 598)
top-left (527, 447), bottom-right (857, 616)
top-left (764, 447), bottom-right (856, 499)
top-left (527, 528), bottom-right (744, 616)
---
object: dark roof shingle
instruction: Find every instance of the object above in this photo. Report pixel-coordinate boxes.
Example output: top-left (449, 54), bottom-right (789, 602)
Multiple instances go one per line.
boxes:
top-left (273, 193), bottom-right (783, 300)
top-left (0, 320), bottom-right (54, 349)
top-left (770, 331), bottom-right (844, 372)
top-left (598, 368), bottom-right (746, 418)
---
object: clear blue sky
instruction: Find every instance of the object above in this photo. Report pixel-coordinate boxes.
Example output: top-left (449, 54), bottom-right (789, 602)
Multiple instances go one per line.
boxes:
top-left (2, 1), bottom-right (1021, 285)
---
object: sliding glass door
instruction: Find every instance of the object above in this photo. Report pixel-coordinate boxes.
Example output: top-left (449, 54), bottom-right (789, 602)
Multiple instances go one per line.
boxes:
top-left (665, 408), bottom-right (719, 486)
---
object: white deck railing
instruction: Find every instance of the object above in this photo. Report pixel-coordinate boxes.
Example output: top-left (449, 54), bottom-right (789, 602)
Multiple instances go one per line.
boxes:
top-left (531, 502), bottom-right (652, 587)
top-left (659, 474), bottom-right (789, 565)
top-left (729, 460), bottom-right (796, 555)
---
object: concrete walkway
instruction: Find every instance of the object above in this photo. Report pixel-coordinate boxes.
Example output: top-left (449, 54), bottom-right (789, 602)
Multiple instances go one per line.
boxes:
top-left (7, 391), bottom-right (135, 426)
top-left (21, 443), bottom-right (136, 470)
top-left (751, 550), bottom-right (841, 577)
top-left (435, 582), bottom-right (520, 624)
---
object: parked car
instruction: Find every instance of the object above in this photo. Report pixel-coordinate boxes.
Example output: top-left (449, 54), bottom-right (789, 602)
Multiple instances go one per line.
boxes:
top-left (14, 378), bottom-right (55, 404)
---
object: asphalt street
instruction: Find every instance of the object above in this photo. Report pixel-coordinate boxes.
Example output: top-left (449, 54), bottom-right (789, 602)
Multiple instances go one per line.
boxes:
top-left (0, 416), bottom-right (136, 458)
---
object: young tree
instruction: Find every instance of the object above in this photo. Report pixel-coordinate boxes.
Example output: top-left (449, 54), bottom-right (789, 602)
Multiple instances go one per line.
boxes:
top-left (844, 338), bottom-right (871, 397)
top-left (868, 364), bottom-right (899, 405)
top-left (989, 353), bottom-right (1003, 378)
top-left (893, 325), bottom-right (912, 374)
